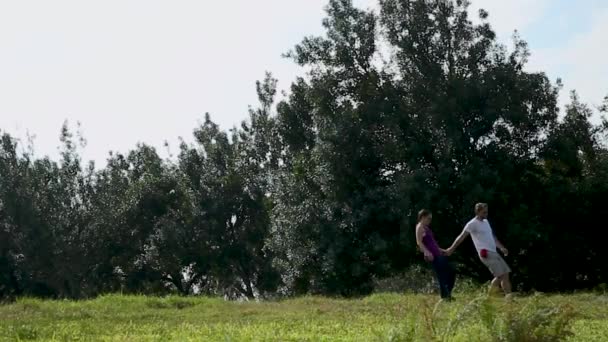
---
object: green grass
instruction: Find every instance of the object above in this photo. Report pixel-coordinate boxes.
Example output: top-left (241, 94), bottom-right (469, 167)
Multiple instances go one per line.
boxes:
top-left (0, 292), bottom-right (607, 341)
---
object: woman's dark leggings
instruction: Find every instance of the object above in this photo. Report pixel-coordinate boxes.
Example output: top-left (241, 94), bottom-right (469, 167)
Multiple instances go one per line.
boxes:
top-left (432, 256), bottom-right (455, 298)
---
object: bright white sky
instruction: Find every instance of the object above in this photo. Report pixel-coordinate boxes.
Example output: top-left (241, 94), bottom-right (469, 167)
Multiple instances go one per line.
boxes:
top-left (0, 0), bottom-right (606, 166)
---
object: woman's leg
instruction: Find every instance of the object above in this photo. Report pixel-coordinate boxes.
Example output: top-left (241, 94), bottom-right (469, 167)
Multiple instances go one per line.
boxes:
top-left (432, 256), bottom-right (450, 299)
top-left (446, 260), bottom-right (456, 295)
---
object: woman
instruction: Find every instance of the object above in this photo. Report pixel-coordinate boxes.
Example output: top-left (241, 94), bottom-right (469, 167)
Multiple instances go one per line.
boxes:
top-left (415, 209), bottom-right (455, 301)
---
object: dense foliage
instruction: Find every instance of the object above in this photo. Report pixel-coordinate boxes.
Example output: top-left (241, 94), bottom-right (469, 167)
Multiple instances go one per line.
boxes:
top-left (1, 0), bottom-right (607, 299)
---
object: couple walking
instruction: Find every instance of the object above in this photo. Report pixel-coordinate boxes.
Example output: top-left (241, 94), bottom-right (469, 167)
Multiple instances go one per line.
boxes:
top-left (415, 203), bottom-right (512, 300)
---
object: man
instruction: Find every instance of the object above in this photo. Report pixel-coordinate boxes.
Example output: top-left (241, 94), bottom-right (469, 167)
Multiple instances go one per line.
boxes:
top-left (446, 203), bottom-right (512, 296)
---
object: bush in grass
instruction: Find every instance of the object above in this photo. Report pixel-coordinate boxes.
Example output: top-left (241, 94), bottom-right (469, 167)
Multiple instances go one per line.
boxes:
top-left (407, 294), bottom-right (577, 341)
top-left (479, 295), bottom-right (577, 342)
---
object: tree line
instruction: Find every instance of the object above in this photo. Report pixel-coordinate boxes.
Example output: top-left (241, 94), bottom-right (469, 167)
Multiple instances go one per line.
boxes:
top-left (2, 0), bottom-right (608, 299)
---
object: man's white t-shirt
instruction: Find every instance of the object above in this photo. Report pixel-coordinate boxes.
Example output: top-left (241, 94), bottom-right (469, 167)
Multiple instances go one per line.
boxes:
top-left (464, 218), bottom-right (497, 253)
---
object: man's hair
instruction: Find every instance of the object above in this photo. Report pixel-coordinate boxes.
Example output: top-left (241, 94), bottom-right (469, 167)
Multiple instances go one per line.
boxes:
top-left (418, 209), bottom-right (431, 222)
top-left (475, 203), bottom-right (488, 213)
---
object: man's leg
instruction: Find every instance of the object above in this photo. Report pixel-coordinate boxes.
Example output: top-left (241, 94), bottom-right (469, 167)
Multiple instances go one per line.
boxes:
top-left (488, 277), bottom-right (501, 296)
top-left (486, 253), bottom-right (512, 296)
top-left (499, 273), bottom-right (512, 294)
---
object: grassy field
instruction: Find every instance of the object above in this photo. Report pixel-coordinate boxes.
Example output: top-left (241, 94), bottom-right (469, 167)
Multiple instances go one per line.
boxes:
top-left (0, 292), bottom-right (607, 341)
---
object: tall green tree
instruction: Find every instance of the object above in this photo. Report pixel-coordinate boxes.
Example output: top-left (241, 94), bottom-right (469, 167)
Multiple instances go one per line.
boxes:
top-left (379, 0), bottom-right (560, 281)
top-left (177, 74), bottom-right (280, 299)
top-left (272, 0), bottom-right (403, 296)
top-left (270, 0), bottom-right (566, 294)
top-left (0, 132), bottom-right (29, 298)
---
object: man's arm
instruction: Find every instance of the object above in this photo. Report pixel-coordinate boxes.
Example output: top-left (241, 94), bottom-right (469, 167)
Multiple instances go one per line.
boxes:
top-left (494, 235), bottom-right (508, 256)
top-left (447, 229), bottom-right (470, 254)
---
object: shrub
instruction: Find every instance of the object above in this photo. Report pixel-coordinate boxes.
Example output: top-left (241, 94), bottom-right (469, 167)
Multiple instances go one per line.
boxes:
top-left (479, 295), bottom-right (577, 342)
top-left (402, 294), bottom-right (578, 341)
